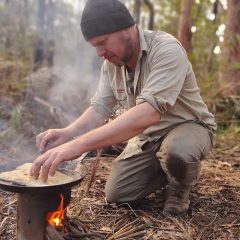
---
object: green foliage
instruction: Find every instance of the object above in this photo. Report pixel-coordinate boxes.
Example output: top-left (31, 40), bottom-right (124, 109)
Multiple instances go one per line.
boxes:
top-left (216, 123), bottom-right (240, 146)
top-left (191, 1), bottom-right (224, 96)
top-left (151, 0), bottom-right (181, 35)
top-left (214, 96), bottom-right (240, 129)
top-left (0, 0), bottom-right (238, 135)
top-left (227, 62), bottom-right (240, 71)
top-left (10, 104), bottom-right (23, 130)
top-left (0, 59), bottom-right (30, 101)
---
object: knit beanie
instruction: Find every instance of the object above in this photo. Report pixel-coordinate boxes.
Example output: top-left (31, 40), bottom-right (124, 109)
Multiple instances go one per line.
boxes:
top-left (80, 0), bottom-right (135, 41)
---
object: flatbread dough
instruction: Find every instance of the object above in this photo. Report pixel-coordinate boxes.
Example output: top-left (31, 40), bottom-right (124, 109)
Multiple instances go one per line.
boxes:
top-left (0, 163), bottom-right (74, 186)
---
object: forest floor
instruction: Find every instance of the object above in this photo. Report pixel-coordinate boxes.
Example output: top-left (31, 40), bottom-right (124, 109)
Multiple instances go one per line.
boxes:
top-left (0, 130), bottom-right (239, 240)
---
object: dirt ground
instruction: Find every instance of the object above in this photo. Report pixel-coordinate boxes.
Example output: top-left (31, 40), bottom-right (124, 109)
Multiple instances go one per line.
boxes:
top-left (0, 133), bottom-right (239, 240)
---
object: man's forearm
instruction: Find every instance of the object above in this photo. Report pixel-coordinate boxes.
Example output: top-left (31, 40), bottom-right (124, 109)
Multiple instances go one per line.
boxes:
top-left (65, 106), bottom-right (106, 138)
top-left (74, 102), bottom-right (160, 153)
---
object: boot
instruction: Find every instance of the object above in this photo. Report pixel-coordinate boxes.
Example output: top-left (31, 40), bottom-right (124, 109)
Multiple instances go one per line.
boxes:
top-left (163, 183), bottom-right (191, 216)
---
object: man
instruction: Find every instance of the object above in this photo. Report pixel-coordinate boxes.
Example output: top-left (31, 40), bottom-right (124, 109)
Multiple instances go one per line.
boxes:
top-left (31, 0), bottom-right (216, 216)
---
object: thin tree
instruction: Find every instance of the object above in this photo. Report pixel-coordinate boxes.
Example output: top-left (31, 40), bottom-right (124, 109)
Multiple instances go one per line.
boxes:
top-left (144, 0), bottom-right (154, 30)
top-left (134, 0), bottom-right (141, 25)
top-left (177, 0), bottom-right (195, 53)
top-left (218, 0), bottom-right (240, 97)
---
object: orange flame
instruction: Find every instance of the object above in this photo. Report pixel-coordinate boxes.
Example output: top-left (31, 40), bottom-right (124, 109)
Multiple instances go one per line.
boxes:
top-left (47, 194), bottom-right (66, 227)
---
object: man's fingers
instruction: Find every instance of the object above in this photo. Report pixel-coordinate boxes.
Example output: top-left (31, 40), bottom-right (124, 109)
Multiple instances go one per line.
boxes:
top-left (30, 154), bottom-right (48, 180)
top-left (31, 151), bottom-right (64, 182)
top-left (39, 131), bottom-right (56, 153)
top-left (36, 131), bottom-right (48, 149)
top-left (40, 156), bottom-right (56, 182)
top-left (48, 158), bottom-right (60, 177)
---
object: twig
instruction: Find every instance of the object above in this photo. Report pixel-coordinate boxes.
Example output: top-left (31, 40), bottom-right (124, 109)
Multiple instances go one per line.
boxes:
top-left (86, 149), bottom-right (102, 193)
top-left (2, 199), bottom-right (17, 209)
top-left (116, 202), bottom-right (138, 217)
top-left (114, 218), bottom-right (139, 234)
top-left (220, 219), bottom-right (240, 229)
top-left (65, 232), bottom-right (105, 239)
top-left (72, 216), bottom-right (95, 224)
top-left (107, 219), bottom-right (143, 240)
top-left (117, 230), bottom-right (146, 239)
top-left (111, 224), bottom-right (147, 239)
top-left (196, 213), bottom-right (218, 240)
top-left (0, 217), bottom-right (13, 230)
top-left (71, 218), bottom-right (89, 233)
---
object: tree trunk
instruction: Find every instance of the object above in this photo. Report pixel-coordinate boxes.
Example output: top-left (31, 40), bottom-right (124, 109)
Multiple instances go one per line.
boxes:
top-left (143, 0), bottom-right (154, 30)
top-left (177, 0), bottom-right (195, 53)
top-left (33, 0), bottom-right (46, 71)
top-left (46, 0), bottom-right (55, 40)
top-left (19, 0), bottom-right (29, 37)
top-left (37, 0), bottom-right (46, 35)
top-left (134, 0), bottom-right (141, 25)
top-left (206, 0), bottom-right (219, 72)
top-left (46, 0), bottom-right (55, 67)
top-left (218, 0), bottom-right (240, 97)
top-left (4, 0), bottom-right (12, 50)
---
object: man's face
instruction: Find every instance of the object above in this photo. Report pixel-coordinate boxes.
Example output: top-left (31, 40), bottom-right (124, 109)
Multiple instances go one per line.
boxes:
top-left (89, 29), bottom-right (134, 67)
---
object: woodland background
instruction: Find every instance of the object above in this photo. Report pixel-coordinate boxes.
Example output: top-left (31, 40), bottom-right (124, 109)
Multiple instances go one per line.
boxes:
top-left (0, 1), bottom-right (239, 240)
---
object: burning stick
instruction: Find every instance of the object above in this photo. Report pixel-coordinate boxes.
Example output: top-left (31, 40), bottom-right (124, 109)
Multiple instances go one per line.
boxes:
top-left (47, 194), bottom-right (66, 228)
top-left (46, 224), bottom-right (65, 240)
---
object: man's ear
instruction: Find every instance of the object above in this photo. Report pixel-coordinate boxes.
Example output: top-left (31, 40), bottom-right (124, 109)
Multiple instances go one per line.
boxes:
top-left (122, 27), bottom-right (131, 37)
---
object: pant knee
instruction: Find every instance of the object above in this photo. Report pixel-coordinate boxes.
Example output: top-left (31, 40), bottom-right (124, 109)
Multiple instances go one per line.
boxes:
top-left (166, 153), bottom-right (188, 182)
top-left (159, 150), bottom-right (201, 185)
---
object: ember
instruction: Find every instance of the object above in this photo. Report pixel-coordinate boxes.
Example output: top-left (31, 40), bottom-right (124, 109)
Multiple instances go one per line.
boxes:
top-left (47, 193), bottom-right (66, 228)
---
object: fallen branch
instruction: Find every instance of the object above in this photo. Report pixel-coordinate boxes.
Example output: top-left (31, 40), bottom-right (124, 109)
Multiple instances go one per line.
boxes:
top-left (33, 96), bottom-right (74, 126)
top-left (107, 219), bottom-right (146, 240)
top-left (110, 224), bottom-right (148, 239)
top-left (117, 230), bottom-right (146, 239)
top-left (64, 232), bottom-right (105, 239)
top-left (45, 225), bottom-right (65, 240)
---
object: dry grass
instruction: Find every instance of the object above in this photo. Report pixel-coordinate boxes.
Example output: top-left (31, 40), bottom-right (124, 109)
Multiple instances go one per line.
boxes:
top-left (1, 134), bottom-right (239, 240)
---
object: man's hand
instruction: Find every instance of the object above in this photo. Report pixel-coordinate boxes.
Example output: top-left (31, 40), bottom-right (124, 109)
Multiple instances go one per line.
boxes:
top-left (31, 140), bottom-right (83, 181)
top-left (31, 102), bottom-right (160, 181)
top-left (36, 128), bottom-right (72, 153)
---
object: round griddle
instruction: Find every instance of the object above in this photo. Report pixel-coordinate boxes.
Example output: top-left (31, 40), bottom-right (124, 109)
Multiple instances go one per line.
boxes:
top-left (0, 163), bottom-right (86, 194)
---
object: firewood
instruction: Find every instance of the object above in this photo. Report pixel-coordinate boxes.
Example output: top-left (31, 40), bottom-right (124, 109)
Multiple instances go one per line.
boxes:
top-left (117, 230), bottom-right (146, 239)
top-left (64, 232), bottom-right (105, 239)
top-left (71, 218), bottom-right (89, 232)
top-left (108, 223), bottom-right (148, 240)
top-left (45, 225), bottom-right (65, 240)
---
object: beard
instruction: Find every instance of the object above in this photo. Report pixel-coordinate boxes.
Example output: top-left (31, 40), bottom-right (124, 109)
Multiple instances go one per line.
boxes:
top-left (122, 37), bottom-right (134, 64)
top-left (109, 36), bottom-right (134, 67)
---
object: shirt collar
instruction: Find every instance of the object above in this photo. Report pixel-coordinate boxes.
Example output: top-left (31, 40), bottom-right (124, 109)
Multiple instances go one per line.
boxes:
top-left (137, 25), bottom-right (148, 54)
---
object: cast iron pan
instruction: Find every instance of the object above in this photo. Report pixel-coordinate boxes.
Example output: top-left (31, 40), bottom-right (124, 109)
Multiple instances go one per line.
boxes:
top-left (0, 161), bottom-right (86, 194)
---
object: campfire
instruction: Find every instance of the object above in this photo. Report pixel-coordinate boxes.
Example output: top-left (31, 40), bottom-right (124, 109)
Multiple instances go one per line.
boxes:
top-left (45, 192), bottom-right (107, 240)
top-left (47, 193), bottom-right (66, 228)
top-left (0, 161), bottom-right (86, 240)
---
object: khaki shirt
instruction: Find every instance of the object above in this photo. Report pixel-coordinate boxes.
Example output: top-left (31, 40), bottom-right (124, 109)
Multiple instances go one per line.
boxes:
top-left (91, 27), bottom-right (217, 142)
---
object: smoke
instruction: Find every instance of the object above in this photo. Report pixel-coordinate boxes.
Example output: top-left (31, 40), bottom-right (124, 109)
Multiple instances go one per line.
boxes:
top-left (0, 1), bottom-right (102, 170)
top-left (49, 2), bottom-right (102, 120)
top-left (49, 31), bottom-right (101, 118)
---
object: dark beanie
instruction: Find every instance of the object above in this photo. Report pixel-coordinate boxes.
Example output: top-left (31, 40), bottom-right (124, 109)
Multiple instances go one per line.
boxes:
top-left (80, 0), bottom-right (135, 41)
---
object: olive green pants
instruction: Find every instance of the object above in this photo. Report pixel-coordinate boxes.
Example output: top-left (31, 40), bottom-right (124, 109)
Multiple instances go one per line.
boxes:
top-left (105, 122), bottom-right (214, 203)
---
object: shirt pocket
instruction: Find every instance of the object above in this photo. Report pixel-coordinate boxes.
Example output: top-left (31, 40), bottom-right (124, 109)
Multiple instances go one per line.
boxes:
top-left (113, 88), bottom-right (128, 102)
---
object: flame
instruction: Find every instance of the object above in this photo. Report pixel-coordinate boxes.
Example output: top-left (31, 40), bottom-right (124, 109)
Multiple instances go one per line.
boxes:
top-left (47, 194), bottom-right (66, 227)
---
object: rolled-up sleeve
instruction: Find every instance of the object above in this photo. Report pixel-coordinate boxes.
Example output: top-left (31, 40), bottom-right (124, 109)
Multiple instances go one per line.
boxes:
top-left (90, 61), bottom-right (117, 118)
top-left (136, 42), bottom-right (189, 114)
